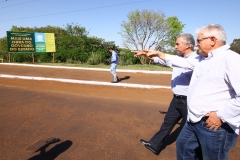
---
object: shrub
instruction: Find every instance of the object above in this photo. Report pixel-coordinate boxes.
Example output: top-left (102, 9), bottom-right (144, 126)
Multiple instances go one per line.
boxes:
top-left (119, 49), bottom-right (141, 65)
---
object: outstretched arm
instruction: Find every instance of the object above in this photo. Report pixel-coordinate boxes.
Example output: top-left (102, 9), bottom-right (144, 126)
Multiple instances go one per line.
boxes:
top-left (132, 50), bottom-right (199, 69)
top-left (131, 50), bottom-right (154, 60)
top-left (143, 50), bottom-right (166, 62)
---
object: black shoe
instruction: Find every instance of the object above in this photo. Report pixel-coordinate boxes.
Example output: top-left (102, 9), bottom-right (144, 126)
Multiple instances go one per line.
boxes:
top-left (140, 139), bottom-right (160, 155)
top-left (111, 81), bottom-right (118, 83)
top-left (117, 76), bottom-right (120, 82)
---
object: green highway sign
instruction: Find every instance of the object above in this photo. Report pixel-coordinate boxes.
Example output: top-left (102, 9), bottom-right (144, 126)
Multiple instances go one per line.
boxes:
top-left (7, 31), bottom-right (56, 53)
top-left (7, 32), bottom-right (35, 52)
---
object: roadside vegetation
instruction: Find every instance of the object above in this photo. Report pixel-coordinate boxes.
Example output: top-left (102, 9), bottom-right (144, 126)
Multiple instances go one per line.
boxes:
top-left (0, 10), bottom-right (239, 71)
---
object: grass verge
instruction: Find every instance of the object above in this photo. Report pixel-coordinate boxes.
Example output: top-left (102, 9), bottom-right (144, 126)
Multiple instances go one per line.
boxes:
top-left (39, 63), bottom-right (172, 71)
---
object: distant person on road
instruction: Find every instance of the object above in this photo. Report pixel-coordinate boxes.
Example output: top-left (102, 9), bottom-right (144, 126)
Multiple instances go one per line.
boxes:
top-left (132, 33), bottom-right (200, 156)
top-left (142, 24), bottom-right (240, 160)
top-left (108, 48), bottom-right (119, 83)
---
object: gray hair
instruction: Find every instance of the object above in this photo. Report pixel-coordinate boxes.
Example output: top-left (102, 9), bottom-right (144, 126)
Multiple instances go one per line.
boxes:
top-left (196, 24), bottom-right (226, 44)
top-left (178, 33), bottom-right (195, 51)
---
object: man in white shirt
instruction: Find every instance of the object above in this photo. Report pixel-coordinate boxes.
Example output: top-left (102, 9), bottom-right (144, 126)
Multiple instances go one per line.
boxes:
top-left (141, 24), bottom-right (240, 160)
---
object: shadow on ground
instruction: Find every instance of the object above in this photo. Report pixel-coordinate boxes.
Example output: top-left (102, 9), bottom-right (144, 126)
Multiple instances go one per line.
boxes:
top-left (118, 76), bottom-right (130, 82)
top-left (27, 138), bottom-right (72, 160)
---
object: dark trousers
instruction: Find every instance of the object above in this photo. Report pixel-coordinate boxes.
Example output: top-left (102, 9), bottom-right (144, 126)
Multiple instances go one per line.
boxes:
top-left (149, 97), bottom-right (188, 151)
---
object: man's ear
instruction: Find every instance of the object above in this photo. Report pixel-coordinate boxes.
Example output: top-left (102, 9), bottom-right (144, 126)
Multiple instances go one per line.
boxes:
top-left (210, 37), bottom-right (217, 46)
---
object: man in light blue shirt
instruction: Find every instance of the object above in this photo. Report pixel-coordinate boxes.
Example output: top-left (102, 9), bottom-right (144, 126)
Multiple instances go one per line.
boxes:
top-left (108, 48), bottom-right (119, 83)
top-left (133, 34), bottom-right (200, 156)
top-left (143, 24), bottom-right (240, 160)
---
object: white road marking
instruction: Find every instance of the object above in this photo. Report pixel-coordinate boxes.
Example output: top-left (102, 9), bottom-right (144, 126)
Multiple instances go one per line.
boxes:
top-left (0, 63), bottom-right (172, 74)
top-left (0, 63), bottom-right (171, 89)
top-left (0, 74), bottom-right (171, 89)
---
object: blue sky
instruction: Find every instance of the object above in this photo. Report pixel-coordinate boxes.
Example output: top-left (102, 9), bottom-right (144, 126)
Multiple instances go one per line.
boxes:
top-left (1, 0), bottom-right (239, 48)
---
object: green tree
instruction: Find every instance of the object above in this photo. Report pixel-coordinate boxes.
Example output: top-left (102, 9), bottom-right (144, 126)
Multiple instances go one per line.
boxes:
top-left (84, 37), bottom-right (104, 53)
top-left (56, 23), bottom-right (88, 63)
top-left (119, 10), bottom-right (184, 64)
top-left (0, 37), bottom-right (8, 60)
top-left (157, 16), bottom-right (185, 51)
top-left (119, 49), bottom-right (141, 65)
top-left (10, 25), bottom-right (66, 36)
top-left (230, 39), bottom-right (240, 54)
top-left (119, 10), bottom-right (184, 51)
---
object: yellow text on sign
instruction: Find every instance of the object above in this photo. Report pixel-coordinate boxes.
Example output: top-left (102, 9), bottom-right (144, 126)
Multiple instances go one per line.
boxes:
top-left (45, 33), bottom-right (56, 52)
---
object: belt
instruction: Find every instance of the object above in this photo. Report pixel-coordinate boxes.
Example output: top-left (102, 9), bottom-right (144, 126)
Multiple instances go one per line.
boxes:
top-left (201, 116), bottom-right (209, 122)
top-left (174, 94), bottom-right (187, 100)
top-left (189, 116), bottom-right (209, 123)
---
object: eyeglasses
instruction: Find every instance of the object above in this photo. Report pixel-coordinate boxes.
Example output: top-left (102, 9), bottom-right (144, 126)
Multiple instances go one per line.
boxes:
top-left (196, 37), bottom-right (210, 43)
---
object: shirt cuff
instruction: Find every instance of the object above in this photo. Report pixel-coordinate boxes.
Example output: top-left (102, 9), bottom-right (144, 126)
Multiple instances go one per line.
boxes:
top-left (216, 110), bottom-right (227, 123)
top-left (165, 54), bottom-right (173, 67)
top-left (153, 57), bottom-right (160, 63)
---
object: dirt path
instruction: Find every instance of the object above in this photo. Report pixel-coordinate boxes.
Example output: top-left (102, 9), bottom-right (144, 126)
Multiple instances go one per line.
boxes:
top-left (0, 64), bottom-right (239, 160)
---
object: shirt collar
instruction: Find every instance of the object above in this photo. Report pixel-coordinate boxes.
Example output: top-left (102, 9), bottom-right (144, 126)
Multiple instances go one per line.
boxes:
top-left (178, 51), bottom-right (195, 59)
top-left (206, 44), bottom-right (230, 60)
top-left (184, 53), bottom-right (191, 58)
